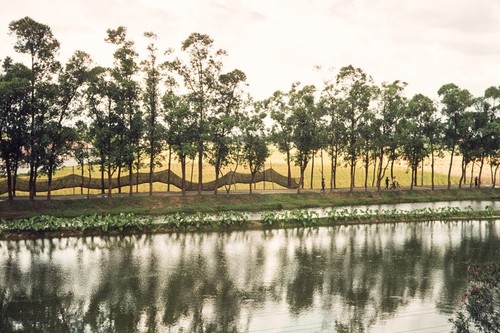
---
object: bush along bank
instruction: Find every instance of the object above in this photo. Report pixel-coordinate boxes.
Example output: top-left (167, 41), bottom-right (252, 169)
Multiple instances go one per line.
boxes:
top-left (0, 206), bottom-right (499, 239)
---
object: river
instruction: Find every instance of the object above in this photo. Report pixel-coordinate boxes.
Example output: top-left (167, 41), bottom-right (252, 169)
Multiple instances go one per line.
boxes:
top-left (0, 219), bottom-right (498, 332)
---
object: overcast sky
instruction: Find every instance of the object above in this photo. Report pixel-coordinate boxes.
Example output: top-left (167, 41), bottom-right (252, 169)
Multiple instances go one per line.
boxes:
top-left (1, 0), bottom-right (500, 100)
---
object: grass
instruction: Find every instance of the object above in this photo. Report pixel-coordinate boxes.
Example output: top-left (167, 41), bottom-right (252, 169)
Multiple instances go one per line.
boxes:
top-left (1, 188), bottom-right (498, 220)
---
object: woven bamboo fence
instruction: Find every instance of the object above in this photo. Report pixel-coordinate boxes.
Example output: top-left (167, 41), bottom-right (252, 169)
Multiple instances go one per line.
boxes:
top-left (0, 168), bottom-right (298, 195)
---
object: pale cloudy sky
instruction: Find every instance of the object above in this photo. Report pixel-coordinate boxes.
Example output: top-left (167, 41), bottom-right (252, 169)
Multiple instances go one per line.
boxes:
top-left (1, 0), bottom-right (500, 100)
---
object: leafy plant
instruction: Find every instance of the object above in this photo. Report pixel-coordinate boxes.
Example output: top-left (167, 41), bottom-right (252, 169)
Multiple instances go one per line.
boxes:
top-left (449, 262), bottom-right (499, 333)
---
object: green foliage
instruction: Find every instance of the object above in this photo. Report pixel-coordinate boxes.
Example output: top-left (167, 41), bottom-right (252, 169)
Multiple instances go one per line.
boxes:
top-left (449, 262), bottom-right (499, 333)
top-left (160, 211), bottom-right (251, 230)
top-left (0, 213), bottom-right (153, 233)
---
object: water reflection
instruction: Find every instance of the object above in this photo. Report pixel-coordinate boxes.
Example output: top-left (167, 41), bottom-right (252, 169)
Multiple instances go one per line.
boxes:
top-left (0, 220), bottom-right (498, 332)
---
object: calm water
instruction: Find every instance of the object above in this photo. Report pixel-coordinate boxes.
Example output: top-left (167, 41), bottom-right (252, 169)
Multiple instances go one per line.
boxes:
top-left (1, 220), bottom-right (498, 332)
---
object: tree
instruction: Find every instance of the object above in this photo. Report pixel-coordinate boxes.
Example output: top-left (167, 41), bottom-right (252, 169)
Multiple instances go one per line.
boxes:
top-left (335, 65), bottom-right (376, 191)
top-left (43, 50), bottom-right (92, 199)
top-left (142, 32), bottom-right (167, 196)
top-left (0, 58), bottom-right (30, 200)
top-left (208, 69), bottom-right (247, 195)
top-left (482, 86), bottom-right (500, 188)
top-left (241, 109), bottom-right (269, 194)
top-left (408, 94), bottom-right (441, 190)
top-left (106, 26), bottom-right (142, 196)
top-left (450, 263), bottom-right (499, 333)
top-left (8, 16), bottom-right (60, 201)
top-left (321, 82), bottom-right (346, 190)
top-left (288, 84), bottom-right (323, 193)
top-left (267, 90), bottom-right (295, 188)
top-left (85, 67), bottom-right (123, 197)
top-left (164, 92), bottom-right (198, 196)
top-left (169, 33), bottom-right (226, 194)
top-left (438, 83), bottom-right (473, 189)
top-left (373, 81), bottom-right (406, 191)
top-left (73, 121), bottom-right (93, 197)
top-left (400, 97), bottom-right (428, 190)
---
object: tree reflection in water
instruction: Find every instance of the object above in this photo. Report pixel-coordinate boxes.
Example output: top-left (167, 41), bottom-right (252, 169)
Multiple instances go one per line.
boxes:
top-left (0, 220), bottom-right (498, 332)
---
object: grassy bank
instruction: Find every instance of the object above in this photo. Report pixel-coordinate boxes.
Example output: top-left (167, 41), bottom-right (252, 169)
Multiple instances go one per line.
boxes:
top-left (1, 188), bottom-right (498, 220)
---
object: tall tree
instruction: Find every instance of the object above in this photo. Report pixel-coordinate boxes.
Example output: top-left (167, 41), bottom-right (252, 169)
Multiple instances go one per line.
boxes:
top-left (163, 92), bottom-right (198, 196)
top-left (86, 68), bottom-right (123, 197)
top-left (241, 109), bottom-right (269, 194)
top-left (142, 32), bottom-right (167, 196)
top-left (105, 26), bottom-right (142, 196)
top-left (438, 83), bottom-right (473, 189)
top-left (43, 50), bottom-right (92, 199)
top-left (288, 84), bottom-right (323, 193)
top-left (9, 16), bottom-right (60, 200)
top-left (483, 86), bottom-right (500, 188)
top-left (320, 82), bottom-right (345, 190)
top-left (400, 96), bottom-right (430, 190)
top-left (169, 33), bottom-right (226, 194)
top-left (374, 81), bottom-right (406, 190)
top-left (336, 65), bottom-right (376, 191)
top-left (266, 90), bottom-right (294, 188)
top-left (0, 58), bottom-right (31, 200)
top-left (408, 94), bottom-right (441, 190)
top-left (208, 69), bottom-right (247, 195)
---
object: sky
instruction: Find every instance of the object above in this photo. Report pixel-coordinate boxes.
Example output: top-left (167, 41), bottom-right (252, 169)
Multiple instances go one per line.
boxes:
top-left (1, 0), bottom-right (500, 101)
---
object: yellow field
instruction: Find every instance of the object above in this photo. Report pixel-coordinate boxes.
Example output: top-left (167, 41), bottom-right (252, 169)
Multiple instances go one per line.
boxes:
top-left (2, 148), bottom-right (494, 197)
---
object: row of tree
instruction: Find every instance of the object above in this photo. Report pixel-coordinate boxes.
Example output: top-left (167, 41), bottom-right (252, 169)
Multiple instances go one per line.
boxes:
top-left (1, 17), bottom-right (499, 201)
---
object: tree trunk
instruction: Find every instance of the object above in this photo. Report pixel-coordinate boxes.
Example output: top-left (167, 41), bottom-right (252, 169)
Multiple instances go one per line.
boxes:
top-left (410, 168), bottom-right (414, 190)
top-left (350, 156), bottom-right (356, 192)
top-left (310, 150), bottom-right (315, 189)
top-left (478, 155), bottom-right (485, 188)
top-left (430, 144), bottom-right (435, 190)
top-left (320, 149), bottom-right (324, 183)
top-left (29, 162), bottom-right (35, 201)
top-left (107, 168), bottom-right (113, 198)
top-left (492, 164), bottom-right (499, 188)
top-left (13, 159), bottom-right (19, 197)
top-left (117, 165), bottom-right (122, 194)
top-left (371, 156), bottom-right (377, 188)
top-left (190, 157), bottom-right (195, 191)
top-left (286, 150), bottom-right (291, 188)
top-left (363, 150), bottom-right (369, 191)
top-left (167, 147), bottom-right (172, 192)
top-left (6, 163), bottom-right (13, 201)
top-left (469, 161), bottom-right (475, 188)
top-left (197, 145), bottom-right (203, 195)
top-left (128, 161), bottom-right (133, 196)
top-left (80, 165), bottom-right (84, 195)
top-left (459, 156), bottom-right (465, 189)
top-left (421, 157), bottom-right (424, 187)
top-left (87, 165), bottom-right (92, 200)
top-left (390, 159), bottom-right (395, 181)
top-left (136, 163), bottom-right (140, 194)
top-left (181, 157), bottom-right (186, 196)
top-left (47, 166), bottom-right (53, 200)
top-left (101, 162), bottom-right (105, 194)
top-left (447, 147), bottom-right (455, 189)
top-left (330, 150), bottom-right (334, 191)
top-left (214, 158), bottom-right (221, 195)
top-left (249, 172), bottom-right (255, 194)
top-left (376, 148), bottom-right (384, 191)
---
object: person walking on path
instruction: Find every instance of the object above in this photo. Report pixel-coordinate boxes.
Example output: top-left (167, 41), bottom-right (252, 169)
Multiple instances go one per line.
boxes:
top-left (385, 177), bottom-right (389, 189)
top-left (321, 178), bottom-right (325, 192)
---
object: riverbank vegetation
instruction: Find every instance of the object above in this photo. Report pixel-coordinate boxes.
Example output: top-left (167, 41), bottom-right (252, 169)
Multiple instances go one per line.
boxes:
top-left (1, 203), bottom-right (498, 240)
top-left (1, 17), bottom-right (499, 201)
